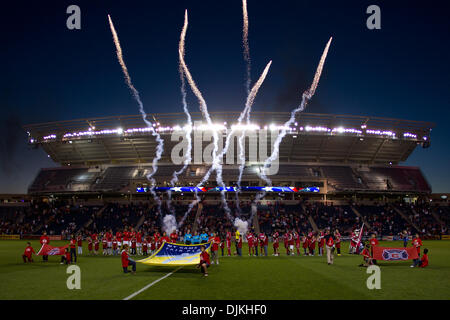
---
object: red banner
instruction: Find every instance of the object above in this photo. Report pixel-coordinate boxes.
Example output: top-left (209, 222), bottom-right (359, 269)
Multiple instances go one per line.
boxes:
top-left (373, 246), bottom-right (418, 261)
top-left (37, 244), bottom-right (69, 256)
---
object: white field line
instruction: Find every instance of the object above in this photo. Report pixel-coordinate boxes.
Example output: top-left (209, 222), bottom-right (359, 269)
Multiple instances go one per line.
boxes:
top-left (123, 266), bottom-right (182, 300)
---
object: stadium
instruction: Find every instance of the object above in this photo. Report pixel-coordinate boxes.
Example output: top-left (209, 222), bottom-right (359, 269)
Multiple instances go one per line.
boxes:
top-left (1, 0), bottom-right (450, 306)
top-left (1, 110), bottom-right (449, 300)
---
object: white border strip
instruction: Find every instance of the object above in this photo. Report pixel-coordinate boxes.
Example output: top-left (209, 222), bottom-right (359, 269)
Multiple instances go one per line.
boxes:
top-left (123, 267), bottom-right (182, 300)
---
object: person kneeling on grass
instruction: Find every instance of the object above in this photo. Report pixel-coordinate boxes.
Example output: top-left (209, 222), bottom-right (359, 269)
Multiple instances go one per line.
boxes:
top-left (197, 245), bottom-right (210, 277)
top-left (22, 242), bottom-right (35, 263)
top-left (60, 248), bottom-right (71, 265)
top-left (121, 244), bottom-right (136, 274)
top-left (359, 243), bottom-right (373, 267)
top-left (412, 248), bottom-right (429, 268)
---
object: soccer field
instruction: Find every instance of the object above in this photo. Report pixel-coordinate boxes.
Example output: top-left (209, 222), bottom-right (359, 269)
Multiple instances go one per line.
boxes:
top-left (1, 240), bottom-right (449, 300)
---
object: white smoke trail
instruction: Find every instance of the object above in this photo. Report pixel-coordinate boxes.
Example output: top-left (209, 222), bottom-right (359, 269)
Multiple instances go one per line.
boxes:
top-left (167, 67), bottom-right (193, 216)
top-left (162, 214), bottom-right (177, 234)
top-left (254, 37), bottom-right (333, 206)
top-left (183, 60), bottom-right (272, 220)
top-left (178, 10), bottom-right (232, 223)
top-left (242, 0), bottom-right (251, 95)
top-left (108, 15), bottom-right (164, 211)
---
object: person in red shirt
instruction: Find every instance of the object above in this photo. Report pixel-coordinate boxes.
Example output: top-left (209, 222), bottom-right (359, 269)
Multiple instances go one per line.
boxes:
top-left (69, 235), bottom-right (77, 263)
top-left (198, 245), bottom-right (210, 277)
top-left (211, 232), bottom-right (220, 264)
top-left (272, 230), bottom-right (280, 256)
top-left (150, 236), bottom-right (156, 254)
top-left (246, 232), bottom-right (254, 256)
top-left (116, 231), bottom-right (122, 248)
top-left (106, 230), bottom-right (113, 255)
top-left (317, 230), bottom-right (325, 256)
top-left (324, 229), bottom-right (335, 265)
top-left (94, 238), bottom-right (99, 255)
top-left (293, 231), bottom-right (301, 255)
top-left (170, 230), bottom-right (178, 244)
top-left (302, 234), bottom-right (309, 256)
top-left (226, 230), bottom-right (232, 256)
top-left (87, 236), bottom-right (93, 255)
top-left (121, 244), bottom-right (136, 274)
top-left (308, 232), bottom-right (316, 256)
top-left (369, 233), bottom-right (379, 258)
top-left (142, 240), bottom-right (148, 256)
top-left (417, 248), bottom-right (429, 268)
top-left (283, 232), bottom-right (289, 255)
top-left (102, 236), bottom-right (108, 256)
top-left (40, 232), bottom-right (50, 262)
top-left (359, 243), bottom-right (373, 267)
top-left (77, 234), bottom-right (83, 255)
top-left (161, 232), bottom-right (170, 245)
top-left (60, 248), bottom-right (71, 265)
top-left (131, 237), bottom-right (137, 255)
top-left (220, 238), bottom-right (225, 256)
top-left (136, 230), bottom-right (142, 255)
top-left (259, 232), bottom-right (268, 256)
top-left (334, 229), bottom-right (341, 256)
top-left (411, 233), bottom-right (423, 267)
top-left (22, 242), bottom-right (35, 263)
top-left (237, 235), bottom-right (243, 256)
top-left (112, 237), bottom-right (118, 256)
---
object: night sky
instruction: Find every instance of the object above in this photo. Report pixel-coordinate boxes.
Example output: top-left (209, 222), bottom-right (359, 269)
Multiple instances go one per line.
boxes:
top-left (0, 0), bottom-right (449, 194)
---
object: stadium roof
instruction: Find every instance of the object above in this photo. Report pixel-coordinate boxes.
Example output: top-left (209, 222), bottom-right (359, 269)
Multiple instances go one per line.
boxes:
top-left (24, 112), bottom-right (434, 166)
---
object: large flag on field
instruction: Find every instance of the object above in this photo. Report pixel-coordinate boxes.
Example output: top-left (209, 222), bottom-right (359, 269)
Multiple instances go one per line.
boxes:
top-left (373, 246), bottom-right (419, 261)
top-left (355, 223), bottom-right (365, 254)
top-left (137, 241), bottom-right (211, 266)
top-left (37, 243), bottom-right (68, 256)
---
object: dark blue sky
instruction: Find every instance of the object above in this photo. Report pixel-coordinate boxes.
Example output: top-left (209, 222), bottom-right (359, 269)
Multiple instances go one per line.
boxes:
top-left (0, 0), bottom-right (449, 194)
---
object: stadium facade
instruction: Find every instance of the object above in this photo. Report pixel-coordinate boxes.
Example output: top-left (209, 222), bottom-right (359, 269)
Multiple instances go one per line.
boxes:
top-left (24, 112), bottom-right (434, 201)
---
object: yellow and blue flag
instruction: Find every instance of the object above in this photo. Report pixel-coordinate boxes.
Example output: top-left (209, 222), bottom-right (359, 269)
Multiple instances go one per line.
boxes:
top-left (137, 241), bottom-right (211, 266)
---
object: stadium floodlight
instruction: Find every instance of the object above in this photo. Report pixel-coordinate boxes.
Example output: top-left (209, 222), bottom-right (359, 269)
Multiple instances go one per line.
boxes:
top-left (117, 127), bottom-right (123, 135)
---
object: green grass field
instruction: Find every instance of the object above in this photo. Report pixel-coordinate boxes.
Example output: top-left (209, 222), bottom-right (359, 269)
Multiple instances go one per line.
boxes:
top-left (1, 240), bottom-right (449, 300)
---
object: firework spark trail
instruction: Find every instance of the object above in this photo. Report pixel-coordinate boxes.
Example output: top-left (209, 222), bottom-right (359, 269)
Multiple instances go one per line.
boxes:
top-left (178, 10), bottom-right (232, 222)
top-left (252, 37), bottom-right (333, 216)
top-left (242, 0), bottom-right (251, 95)
top-left (167, 68), bottom-right (193, 217)
top-left (185, 60), bottom-right (272, 217)
top-left (108, 14), bottom-right (164, 211)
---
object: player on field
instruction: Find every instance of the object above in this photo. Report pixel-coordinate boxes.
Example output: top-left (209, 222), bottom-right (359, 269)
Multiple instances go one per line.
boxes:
top-left (369, 233), bottom-right (379, 257)
top-left (142, 239), bottom-right (148, 256)
top-left (412, 248), bottom-right (429, 268)
top-left (283, 231), bottom-right (289, 255)
top-left (198, 245), bottom-right (210, 277)
top-left (411, 233), bottom-right (423, 268)
top-left (136, 230), bottom-right (142, 255)
top-left (40, 232), bottom-right (50, 262)
top-left (69, 235), bottom-right (77, 262)
top-left (334, 229), bottom-right (341, 256)
top-left (259, 231), bottom-right (268, 256)
top-left (200, 230), bottom-right (209, 244)
top-left (22, 242), bottom-right (35, 263)
top-left (94, 236), bottom-right (99, 255)
top-left (324, 229), bottom-right (335, 265)
top-left (272, 230), bottom-right (280, 256)
top-left (131, 236), bottom-right (137, 255)
top-left (246, 232), bottom-right (254, 256)
top-left (226, 230), bottom-right (232, 256)
top-left (192, 231), bottom-right (200, 245)
top-left (184, 229), bottom-right (192, 244)
top-left (220, 238), bottom-right (225, 256)
top-left (359, 243), bottom-right (373, 267)
top-left (211, 232), bottom-right (220, 264)
top-left (308, 232), bottom-right (316, 256)
top-left (121, 244), bottom-right (136, 274)
top-left (237, 234), bottom-right (243, 256)
top-left (112, 236), bottom-right (118, 255)
top-left (87, 236), bottom-right (93, 255)
top-left (302, 233), bottom-right (309, 256)
top-left (102, 236), bottom-right (108, 256)
top-left (106, 229), bottom-right (113, 255)
top-left (317, 230), bottom-right (325, 256)
top-left (293, 230), bottom-right (301, 255)
top-left (77, 234), bottom-right (83, 255)
top-left (170, 230), bottom-right (178, 244)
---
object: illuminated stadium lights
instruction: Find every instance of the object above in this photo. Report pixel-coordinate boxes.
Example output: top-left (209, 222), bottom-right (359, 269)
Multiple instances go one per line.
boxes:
top-left (43, 134), bottom-right (56, 140)
top-left (403, 132), bottom-right (418, 139)
top-left (31, 123), bottom-right (428, 143)
top-left (305, 125), bottom-right (329, 132)
top-left (331, 127), bottom-right (362, 134)
top-left (366, 129), bottom-right (396, 137)
top-left (230, 123), bottom-right (260, 131)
